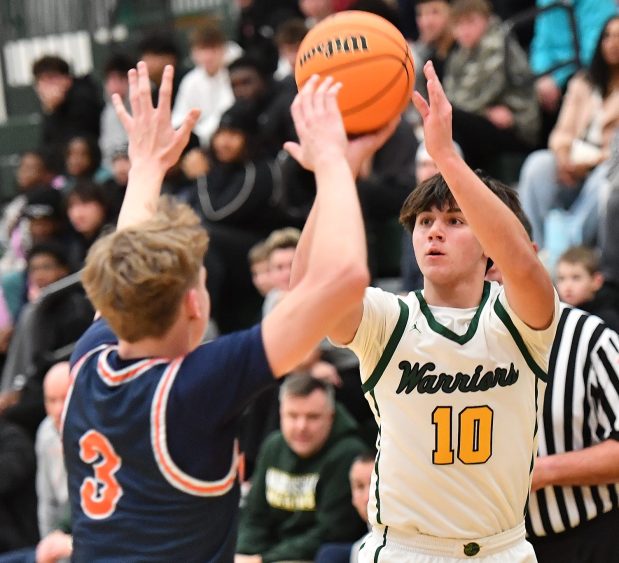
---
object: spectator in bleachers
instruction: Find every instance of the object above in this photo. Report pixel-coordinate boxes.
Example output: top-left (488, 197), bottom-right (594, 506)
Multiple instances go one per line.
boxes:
top-left (0, 418), bottom-right (37, 555)
top-left (172, 20), bottom-right (242, 147)
top-left (274, 18), bottom-right (307, 80)
top-left (519, 15), bottom-right (619, 250)
top-left (299, 0), bottom-right (336, 26)
top-left (54, 135), bottom-right (109, 192)
top-left (248, 240), bottom-right (273, 299)
top-left (101, 149), bottom-right (129, 224)
top-left (0, 151), bottom-right (54, 260)
top-left (137, 31), bottom-right (187, 107)
top-left (0, 188), bottom-right (66, 279)
top-left (0, 362), bottom-right (73, 563)
top-left (556, 246), bottom-right (619, 331)
top-left (236, 374), bottom-right (367, 563)
top-left (530, 0), bottom-right (616, 141)
top-left (228, 55), bottom-right (288, 156)
top-left (65, 182), bottom-right (113, 270)
top-left (32, 56), bottom-right (103, 173)
top-left (234, 0), bottom-right (302, 74)
top-left (443, 0), bottom-right (540, 172)
top-left (600, 130), bottom-right (619, 310)
top-left (188, 103), bottom-right (284, 332)
top-left (411, 0), bottom-right (456, 104)
top-left (99, 54), bottom-right (133, 170)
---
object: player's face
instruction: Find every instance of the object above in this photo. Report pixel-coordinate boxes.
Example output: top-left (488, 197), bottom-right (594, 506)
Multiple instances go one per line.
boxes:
top-left (453, 13), bottom-right (489, 50)
top-left (416, 1), bottom-right (451, 45)
top-left (280, 389), bottom-right (334, 458)
top-left (349, 460), bottom-right (373, 522)
top-left (269, 247), bottom-right (296, 291)
top-left (555, 262), bottom-right (602, 307)
top-left (412, 205), bottom-right (486, 287)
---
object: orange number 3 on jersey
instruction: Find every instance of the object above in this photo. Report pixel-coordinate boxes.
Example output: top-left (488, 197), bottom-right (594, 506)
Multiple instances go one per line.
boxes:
top-left (79, 429), bottom-right (123, 519)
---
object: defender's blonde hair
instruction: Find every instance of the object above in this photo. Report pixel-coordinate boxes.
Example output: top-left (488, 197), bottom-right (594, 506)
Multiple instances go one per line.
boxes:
top-left (82, 197), bottom-right (209, 342)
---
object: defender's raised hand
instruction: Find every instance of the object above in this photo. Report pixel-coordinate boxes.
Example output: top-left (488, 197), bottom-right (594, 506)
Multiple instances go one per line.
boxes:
top-left (112, 61), bottom-right (200, 173)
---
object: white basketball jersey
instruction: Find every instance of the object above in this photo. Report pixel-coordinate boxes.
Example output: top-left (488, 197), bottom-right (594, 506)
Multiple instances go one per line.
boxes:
top-left (347, 281), bottom-right (559, 540)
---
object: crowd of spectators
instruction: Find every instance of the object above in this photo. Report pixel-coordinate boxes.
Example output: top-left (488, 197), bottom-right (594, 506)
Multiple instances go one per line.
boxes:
top-left (0, 0), bottom-right (618, 561)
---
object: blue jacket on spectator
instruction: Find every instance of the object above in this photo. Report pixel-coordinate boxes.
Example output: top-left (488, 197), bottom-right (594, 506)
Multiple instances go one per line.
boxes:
top-left (530, 0), bottom-right (616, 88)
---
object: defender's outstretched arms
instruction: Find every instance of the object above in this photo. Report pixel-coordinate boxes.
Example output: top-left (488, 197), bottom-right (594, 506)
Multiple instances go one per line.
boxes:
top-left (413, 62), bottom-right (555, 330)
top-left (262, 76), bottom-right (376, 377)
top-left (112, 62), bottom-right (200, 230)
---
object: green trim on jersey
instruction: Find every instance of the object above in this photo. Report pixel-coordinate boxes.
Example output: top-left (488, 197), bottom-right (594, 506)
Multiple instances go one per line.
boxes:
top-left (414, 281), bottom-right (491, 344)
top-left (369, 390), bottom-right (383, 525)
top-left (493, 298), bottom-right (548, 382)
top-left (374, 526), bottom-right (388, 563)
top-left (361, 299), bottom-right (409, 394)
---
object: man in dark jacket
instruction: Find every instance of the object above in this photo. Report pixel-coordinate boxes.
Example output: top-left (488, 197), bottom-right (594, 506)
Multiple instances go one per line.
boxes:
top-left (236, 373), bottom-right (367, 562)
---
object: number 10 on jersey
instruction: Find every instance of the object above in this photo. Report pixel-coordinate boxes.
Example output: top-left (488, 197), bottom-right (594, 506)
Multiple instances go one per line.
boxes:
top-left (432, 405), bottom-right (494, 465)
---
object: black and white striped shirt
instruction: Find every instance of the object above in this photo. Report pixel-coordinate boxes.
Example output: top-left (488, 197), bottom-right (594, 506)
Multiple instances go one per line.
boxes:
top-left (526, 305), bottom-right (619, 538)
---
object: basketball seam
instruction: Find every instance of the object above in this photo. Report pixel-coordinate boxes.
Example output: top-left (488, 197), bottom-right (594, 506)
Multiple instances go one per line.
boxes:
top-left (343, 58), bottom-right (412, 123)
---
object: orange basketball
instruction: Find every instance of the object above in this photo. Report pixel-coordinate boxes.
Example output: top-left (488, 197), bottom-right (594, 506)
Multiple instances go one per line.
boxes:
top-left (295, 11), bottom-right (415, 134)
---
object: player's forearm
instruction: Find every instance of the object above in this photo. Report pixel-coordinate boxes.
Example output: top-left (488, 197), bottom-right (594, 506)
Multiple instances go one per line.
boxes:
top-left (308, 157), bottom-right (368, 287)
top-left (438, 152), bottom-right (555, 325)
top-left (533, 440), bottom-right (619, 491)
top-left (116, 163), bottom-right (165, 231)
top-left (289, 202), bottom-right (318, 290)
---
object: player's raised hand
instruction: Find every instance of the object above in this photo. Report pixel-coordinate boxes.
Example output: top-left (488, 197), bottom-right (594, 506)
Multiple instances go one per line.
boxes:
top-left (284, 75), bottom-right (348, 171)
top-left (112, 61), bottom-right (200, 173)
top-left (413, 61), bottom-right (457, 163)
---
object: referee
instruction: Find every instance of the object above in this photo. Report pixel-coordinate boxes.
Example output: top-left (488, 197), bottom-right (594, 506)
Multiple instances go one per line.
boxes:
top-left (525, 304), bottom-right (619, 562)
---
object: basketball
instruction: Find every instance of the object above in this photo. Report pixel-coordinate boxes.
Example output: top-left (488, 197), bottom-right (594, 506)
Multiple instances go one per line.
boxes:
top-left (294, 11), bottom-right (415, 134)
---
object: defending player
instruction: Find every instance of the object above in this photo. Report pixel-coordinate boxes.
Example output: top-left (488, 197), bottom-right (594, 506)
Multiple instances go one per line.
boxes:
top-left (61, 62), bottom-right (395, 561)
top-left (290, 61), bottom-right (559, 562)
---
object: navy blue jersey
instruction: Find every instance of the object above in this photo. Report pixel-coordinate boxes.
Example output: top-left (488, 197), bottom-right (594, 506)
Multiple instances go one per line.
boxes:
top-left (63, 319), bottom-right (274, 562)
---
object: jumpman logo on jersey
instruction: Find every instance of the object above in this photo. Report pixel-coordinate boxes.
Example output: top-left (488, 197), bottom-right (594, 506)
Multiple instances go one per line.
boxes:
top-left (410, 322), bottom-right (421, 334)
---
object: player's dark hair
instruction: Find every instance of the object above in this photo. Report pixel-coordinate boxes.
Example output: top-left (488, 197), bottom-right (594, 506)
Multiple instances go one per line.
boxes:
top-left (32, 55), bottom-right (71, 79)
top-left (399, 170), bottom-right (522, 233)
top-left (279, 372), bottom-right (335, 409)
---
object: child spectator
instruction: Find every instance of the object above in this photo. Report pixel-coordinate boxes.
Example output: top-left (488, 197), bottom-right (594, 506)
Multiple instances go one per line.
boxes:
top-left (172, 20), bottom-right (242, 146)
top-left (443, 0), bottom-right (539, 171)
top-left (54, 135), bottom-right (110, 192)
top-left (248, 240), bottom-right (273, 298)
top-left (556, 246), bottom-right (619, 331)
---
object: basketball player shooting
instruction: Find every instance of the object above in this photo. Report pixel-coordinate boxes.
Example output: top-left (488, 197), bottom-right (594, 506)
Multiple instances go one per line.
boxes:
top-left (291, 61), bottom-right (559, 562)
top-left (61, 63), bottom-right (395, 561)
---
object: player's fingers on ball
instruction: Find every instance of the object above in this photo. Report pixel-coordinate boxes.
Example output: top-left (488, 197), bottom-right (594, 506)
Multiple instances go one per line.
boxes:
top-left (314, 75), bottom-right (334, 115)
top-left (137, 61), bottom-right (153, 113)
top-left (324, 82), bottom-right (343, 118)
top-left (290, 95), bottom-right (309, 138)
top-left (300, 74), bottom-right (320, 118)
